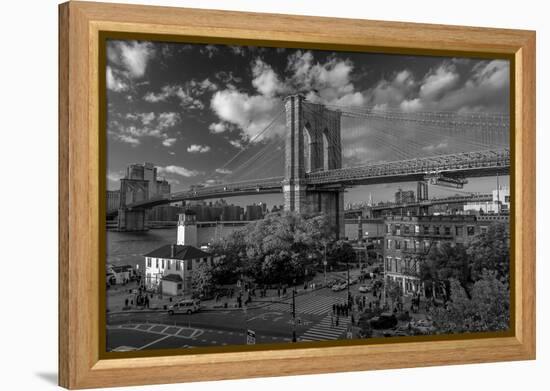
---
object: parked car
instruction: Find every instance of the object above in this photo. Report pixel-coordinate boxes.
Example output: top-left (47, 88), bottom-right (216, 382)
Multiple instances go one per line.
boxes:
top-left (168, 299), bottom-right (201, 315)
top-left (358, 284), bottom-right (372, 293)
top-left (369, 313), bottom-right (398, 329)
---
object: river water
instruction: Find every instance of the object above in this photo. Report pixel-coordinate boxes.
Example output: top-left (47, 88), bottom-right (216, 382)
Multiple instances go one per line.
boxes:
top-left (107, 228), bottom-right (177, 269)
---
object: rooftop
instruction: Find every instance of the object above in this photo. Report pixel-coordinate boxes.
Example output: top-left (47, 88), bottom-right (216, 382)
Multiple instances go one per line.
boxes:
top-left (144, 244), bottom-right (209, 260)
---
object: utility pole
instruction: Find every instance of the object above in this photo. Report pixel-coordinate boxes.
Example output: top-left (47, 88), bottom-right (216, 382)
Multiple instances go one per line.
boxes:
top-left (292, 288), bottom-right (297, 342)
top-left (496, 173), bottom-right (501, 216)
top-left (346, 260), bottom-right (351, 305)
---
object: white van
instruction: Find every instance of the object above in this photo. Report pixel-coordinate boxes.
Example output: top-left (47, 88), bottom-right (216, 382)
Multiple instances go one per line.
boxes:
top-left (168, 299), bottom-right (201, 315)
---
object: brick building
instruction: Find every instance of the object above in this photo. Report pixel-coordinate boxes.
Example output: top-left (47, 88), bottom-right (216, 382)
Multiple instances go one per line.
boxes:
top-left (383, 214), bottom-right (480, 295)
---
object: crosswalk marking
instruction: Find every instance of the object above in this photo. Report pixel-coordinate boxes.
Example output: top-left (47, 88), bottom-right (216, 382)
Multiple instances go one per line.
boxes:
top-left (299, 314), bottom-right (351, 342)
top-left (264, 294), bottom-right (348, 316)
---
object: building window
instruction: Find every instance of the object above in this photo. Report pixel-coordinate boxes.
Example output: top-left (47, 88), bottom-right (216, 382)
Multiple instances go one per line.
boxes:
top-left (146, 258), bottom-right (151, 268)
top-left (395, 240), bottom-right (401, 250)
top-left (167, 260), bottom-right (171, 270)
top-left (505, 195), bottom-right (510, 203)
top-left (467, 226), bottom-right (475, 236)
top-left (386, 239), bottom-right (392, 249)
top-left (423, 225), bottom-right (430, 235)
top-left (187, 260), bottom-right (192, 270)
top-left (455, 226), bottom-right (463, 236)
top-left (480, 226), bottom-right (488, 234)
top-left (386, 257), bottom-right (392, 272)
top-left (161, 259), bottom-right (165, 269)
top-left (176, 261), bottom-right (181, 271)
top-left (155, 259), bottom-right (159, 268)
top-left (394, 258), bottom-right (399, 273)
top-left (396, 224), bottom-right (401, 235)
top-left (444, 226), bottom-right (451, 235)
top-left (424, 240), bottom-right (431, 251)
top-left (403, 240), bottom-right (408, 250)
top-left (434, 226), bottom-right (440, 235)
top-left (386, 224), bottom-right (391, 233)
top-left (414, 225), bottom-right (420, 234)
top-left (404, 225), bottom-right (410, 234)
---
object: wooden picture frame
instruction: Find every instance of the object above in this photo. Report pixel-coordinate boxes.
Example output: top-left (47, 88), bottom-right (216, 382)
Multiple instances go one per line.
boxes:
top-left (59, 1), bottom-right (536, 389)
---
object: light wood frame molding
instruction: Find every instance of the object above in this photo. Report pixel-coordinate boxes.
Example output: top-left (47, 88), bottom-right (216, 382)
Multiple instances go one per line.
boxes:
top-left (59, 1), bottom-right (536, 389)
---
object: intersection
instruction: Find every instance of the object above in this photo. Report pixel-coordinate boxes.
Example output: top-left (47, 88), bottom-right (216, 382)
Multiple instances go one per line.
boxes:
top-left (107, 284), bottom-right (361, 351)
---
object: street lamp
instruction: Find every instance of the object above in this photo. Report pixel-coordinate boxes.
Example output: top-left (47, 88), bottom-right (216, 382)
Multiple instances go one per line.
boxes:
top-left (323, 242), bottom-right (328, 285)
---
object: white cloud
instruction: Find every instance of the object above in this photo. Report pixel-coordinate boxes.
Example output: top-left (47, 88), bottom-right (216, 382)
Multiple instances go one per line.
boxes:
top-left (252, 58), bottom-right (287, 97)
top-left (107, 170), bottom-right (124, 182)
top-left (229, 139), bottom-right (243, 149)
top-left (229, 46), bottom-right (246, 56)
top-left (187, 144), bottom-right (211, 153)
top-left (419, 64), bottom-right (460, 100)
top-left (208, 122), bottom-right (228, 134)
top-left (201, 45), bottom-right (219, 58)
top-left (106, 67), bottom-right (129, 92)
top-left (117, 134), bottom-right (140, 146)
top-left (210, 89), bottom-right (283, 140)
top-left (215, 168), bottom-right (232, 174)
top-left (157, 112), bottom-right (180, 129)
top-left (144, 84), bottom-right (206, 109)
top-left (109, 112), bottom-right (180, 146)
top-left (214, 71), bottom-right (242, 84)
top-left (117, 41), bottom-right (155, 78)
top-left (162, 138), bottom-right (177, 147)
top-left (369, 69), bottom-right (416, 107)
top-left (158, 165), bottom-right (200, 177)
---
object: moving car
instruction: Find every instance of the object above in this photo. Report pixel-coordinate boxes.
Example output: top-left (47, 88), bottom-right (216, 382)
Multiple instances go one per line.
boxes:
top-left (168, 299), bottom-right (201, 315)
top-left (358, 284), bottom-right (372, 293)
top-left (331, 282), bottom-right (347, 292)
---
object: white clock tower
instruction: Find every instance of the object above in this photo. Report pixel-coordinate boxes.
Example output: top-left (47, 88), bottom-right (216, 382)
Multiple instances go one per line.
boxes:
top-left (177, 210), bottom-right (197, 247)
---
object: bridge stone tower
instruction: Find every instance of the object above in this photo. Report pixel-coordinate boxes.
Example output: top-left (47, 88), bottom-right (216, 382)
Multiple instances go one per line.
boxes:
top-left (283, 94), bottom-right (345, 238)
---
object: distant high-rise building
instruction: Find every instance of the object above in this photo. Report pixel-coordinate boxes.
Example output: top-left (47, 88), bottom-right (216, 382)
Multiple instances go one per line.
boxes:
top-left (245, 203), bottom-right (264, 220)
top-left (123, 162), bottom-right (171, 197)
top-left (395, 188), bottom-right (415, 204)
top-left (107, 190), bottom-right (120, 212)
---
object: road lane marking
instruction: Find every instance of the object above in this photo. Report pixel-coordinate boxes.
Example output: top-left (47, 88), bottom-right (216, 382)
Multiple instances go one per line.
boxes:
top-left (138, 335), bottom-right (170, 350)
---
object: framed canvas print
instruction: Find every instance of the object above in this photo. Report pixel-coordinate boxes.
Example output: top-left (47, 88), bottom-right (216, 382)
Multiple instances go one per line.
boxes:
top-left (58, 1), bottom-right (536, 389)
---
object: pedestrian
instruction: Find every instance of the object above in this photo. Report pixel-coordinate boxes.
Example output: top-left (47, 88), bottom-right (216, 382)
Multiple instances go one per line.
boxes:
top-left (125, 298), bottom-right (129, 307)
top-left (332, 303), bottom-right (336, 314)
top-left (330, 313), bottom-right (334, 327)
top-left (336, 316), bottom-right (339, 327)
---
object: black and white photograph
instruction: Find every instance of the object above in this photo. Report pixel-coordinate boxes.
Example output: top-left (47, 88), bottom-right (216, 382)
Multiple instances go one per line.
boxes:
top-left (104, 39), bottom-right (511, 352)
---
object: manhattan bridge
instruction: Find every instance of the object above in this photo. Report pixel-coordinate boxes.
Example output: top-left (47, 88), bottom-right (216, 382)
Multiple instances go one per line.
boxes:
top-left (116, 94), bottom-right (510, 234)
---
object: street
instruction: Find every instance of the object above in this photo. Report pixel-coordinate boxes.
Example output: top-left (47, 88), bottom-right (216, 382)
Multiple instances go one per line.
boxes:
top-left (107, 284), bottom-right (360, 351)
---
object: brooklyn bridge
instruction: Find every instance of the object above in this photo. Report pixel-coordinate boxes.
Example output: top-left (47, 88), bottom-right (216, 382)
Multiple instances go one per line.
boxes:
top-left (112, 94), bottom-right (510, 233)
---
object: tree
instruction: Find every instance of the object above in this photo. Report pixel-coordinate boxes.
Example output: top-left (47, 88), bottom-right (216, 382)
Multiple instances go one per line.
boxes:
top-left (468, 222), bottom-right (510, 282)
top-left (191, 261), bottom-right (214, 298)
top-left (327, 240), bottom-right (357, 267)
top-left (420, 242), bottom-right (469, 299)
top-left (212, 211), bottom-right (332, 286)
top-left (210, 229), bottom-right (247, 286)
top-left (429, 271), bottom-right (510, 334)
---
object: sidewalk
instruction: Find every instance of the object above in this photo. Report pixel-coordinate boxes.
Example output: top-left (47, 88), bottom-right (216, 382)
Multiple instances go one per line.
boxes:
top-left (106, 266), bottom-right (366, 315)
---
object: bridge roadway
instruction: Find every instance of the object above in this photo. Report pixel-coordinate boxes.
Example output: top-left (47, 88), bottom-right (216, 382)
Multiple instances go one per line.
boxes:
top-left (124, 149), bottom-right (509, 210)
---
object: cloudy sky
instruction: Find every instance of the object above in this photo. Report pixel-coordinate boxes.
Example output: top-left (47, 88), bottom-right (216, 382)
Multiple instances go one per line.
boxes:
top-left (106, 40), bottom-right (510, 205)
